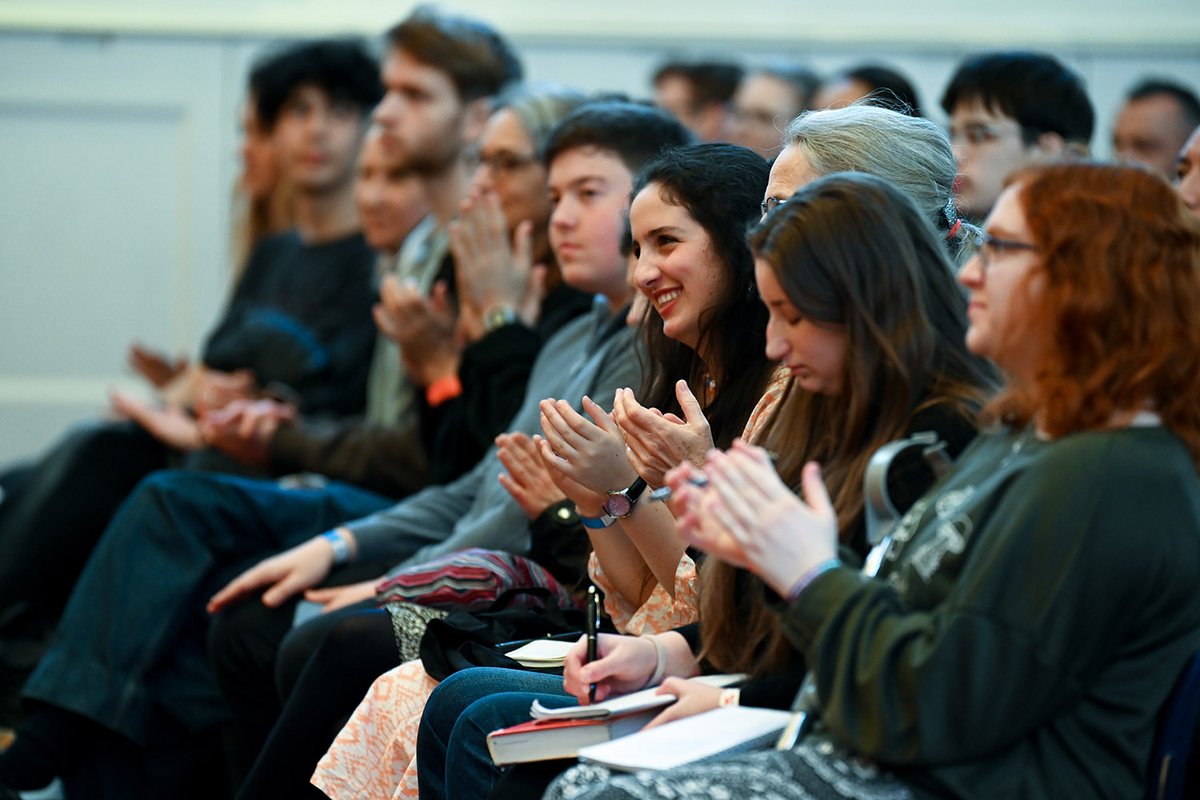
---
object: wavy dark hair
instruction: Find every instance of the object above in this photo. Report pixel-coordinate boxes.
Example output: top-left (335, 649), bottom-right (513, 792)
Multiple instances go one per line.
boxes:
top-left (629, 143), bottom-right (774, 447)
top-left (700, 172), bottom-right (997, 676)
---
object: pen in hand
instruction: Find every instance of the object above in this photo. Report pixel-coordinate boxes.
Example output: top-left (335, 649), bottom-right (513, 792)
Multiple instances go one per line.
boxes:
top-left (586, 584), bottom-right (599, 703)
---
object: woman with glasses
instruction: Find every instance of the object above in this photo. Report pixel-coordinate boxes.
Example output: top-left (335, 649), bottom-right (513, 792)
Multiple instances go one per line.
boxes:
top-left (555, 162), bottom-right (1200, 800)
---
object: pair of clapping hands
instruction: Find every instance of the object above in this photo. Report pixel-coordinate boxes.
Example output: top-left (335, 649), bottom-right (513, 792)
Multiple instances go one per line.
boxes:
top-left (111, 357), bottom-right (273, 456)
top-left (372, 188), bottom-right (544, 388)
top-left (550, 432), bottom-right (841, 727)
top-left (494, 379), bottom-right (715, 522)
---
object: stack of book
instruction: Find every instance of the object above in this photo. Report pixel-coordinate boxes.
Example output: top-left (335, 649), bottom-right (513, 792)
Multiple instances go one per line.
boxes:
top-left (486, 674), bottom-right (749, 766)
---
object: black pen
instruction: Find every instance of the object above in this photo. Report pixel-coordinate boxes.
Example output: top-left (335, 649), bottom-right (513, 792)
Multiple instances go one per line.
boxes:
top-left (586, 584), bottom-right (599, 703)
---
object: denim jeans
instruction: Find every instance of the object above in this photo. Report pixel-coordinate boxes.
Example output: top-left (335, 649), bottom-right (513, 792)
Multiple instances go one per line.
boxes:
top-left (21, 468), bottom-right (392, 743)
top-left (417, 667), bottom-right (573, 800)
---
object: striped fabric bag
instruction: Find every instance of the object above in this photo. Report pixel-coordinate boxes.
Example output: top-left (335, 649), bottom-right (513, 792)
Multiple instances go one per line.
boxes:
top-left (374, 547), bottom-right (582, 612)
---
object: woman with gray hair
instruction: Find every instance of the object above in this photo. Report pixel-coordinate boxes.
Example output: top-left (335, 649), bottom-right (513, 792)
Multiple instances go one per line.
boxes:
top-left (763, 102), bottom-right (973, 261)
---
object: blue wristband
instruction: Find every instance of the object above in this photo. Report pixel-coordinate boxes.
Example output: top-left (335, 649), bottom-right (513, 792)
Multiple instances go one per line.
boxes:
top-left (322, 530), bottom-right (353, 564)
top-left (786, 558), bottom-right (841, 602)
top-left (580, 513), bottom-right (618, 529)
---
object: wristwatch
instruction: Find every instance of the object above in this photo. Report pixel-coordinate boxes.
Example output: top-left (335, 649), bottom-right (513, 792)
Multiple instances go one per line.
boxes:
top-left (602, 477), bottom-right (648, 519)
top-left (483, 305), bottom-right (519, 333)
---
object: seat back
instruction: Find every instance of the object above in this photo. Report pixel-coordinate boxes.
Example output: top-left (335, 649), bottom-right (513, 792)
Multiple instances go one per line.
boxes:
top-left (1148, 649), bottom-right (1200, 800)
top-left (861, 431), bottom-right (951, 575)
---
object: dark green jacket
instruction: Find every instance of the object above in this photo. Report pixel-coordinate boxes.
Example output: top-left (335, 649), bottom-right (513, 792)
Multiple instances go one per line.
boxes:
top-left (784, 425), bottom-right (1200, 799)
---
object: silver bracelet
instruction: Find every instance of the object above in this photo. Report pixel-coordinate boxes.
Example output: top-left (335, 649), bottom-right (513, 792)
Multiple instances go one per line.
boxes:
top-left (642, 634), bottom-right (668, 688)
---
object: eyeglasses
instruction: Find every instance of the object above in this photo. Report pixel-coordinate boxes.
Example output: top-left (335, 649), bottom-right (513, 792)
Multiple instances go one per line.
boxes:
top-left (760, 195), bottom-right (787, 218)
top-left (949, 121), bottom-right (1024, 147)
top-left (474, 151), bottom-right (537, 178)
top-left (971, 231), bottom-right (1038, 274)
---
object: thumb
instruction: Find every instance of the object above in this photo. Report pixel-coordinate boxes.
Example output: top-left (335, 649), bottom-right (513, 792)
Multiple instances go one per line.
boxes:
top-left (801, 461), bottom-right (834, 519)
top-left (581, 395), bottom-right (617, 431)
top-left (512, 219), bottom-right (533, 268)
top-left (675, 379), bottom-right (705, 425)
top-left (303, 586), bottom-right (338, 602)
top-left (262, 572), bottom-right (306, 608)
top-left (527, 263), bottom-right (547, 303)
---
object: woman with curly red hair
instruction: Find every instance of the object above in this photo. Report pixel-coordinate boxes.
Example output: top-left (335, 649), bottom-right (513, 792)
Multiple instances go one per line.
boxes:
top-left (556, 161), bottom-right (1200, 800)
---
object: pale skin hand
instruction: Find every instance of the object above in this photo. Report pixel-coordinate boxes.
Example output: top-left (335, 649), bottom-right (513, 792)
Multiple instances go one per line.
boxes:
top-left (613, 381), bottom-right (714, 487)
top-left (127, 342), bottom-right (188, 389)
top-left (562, 633), bottom-right (659, 704)
top-left (669, 440), bottom-right (838, 597)
top-left (495, 431), bottom-right (567, 520)
top-left (539, 396), bottom-right (638, 496)
top-left (303, 579), bottom-right (380, 613)
top-left (109, 390), bottom-right (203, 451)
top-left (534, 435), bottom-right (607, 517)
top-left (207, 534), bottom-right (337, 613)
top-left (372, 274), bottom-right (460, 388)
top-left (562, 631), bottom-right (698, 704)
top-left (200, 398), bottom-right (297, 466)
top-left (448, 188), bottom-right (546, 341)
top-left (191, 368), bottom-right (258, 416)
top-left (645, 677), bottom-right (723, 729)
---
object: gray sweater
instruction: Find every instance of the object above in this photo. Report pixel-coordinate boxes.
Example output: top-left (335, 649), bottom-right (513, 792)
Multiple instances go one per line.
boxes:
top-left (346, 298), bottom-right (640, 575)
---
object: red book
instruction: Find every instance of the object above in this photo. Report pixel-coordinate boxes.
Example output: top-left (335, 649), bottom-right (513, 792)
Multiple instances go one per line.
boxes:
top-left (486, 709), bottom-right (659, 765)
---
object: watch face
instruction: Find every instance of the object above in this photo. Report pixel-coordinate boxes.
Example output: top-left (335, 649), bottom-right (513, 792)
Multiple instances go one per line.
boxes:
top-left (603, 493), bottom-right (633, 518)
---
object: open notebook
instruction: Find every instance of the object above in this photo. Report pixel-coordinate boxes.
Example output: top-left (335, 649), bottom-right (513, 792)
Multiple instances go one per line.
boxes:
top-left (577, 706), bottom-right (791, 772)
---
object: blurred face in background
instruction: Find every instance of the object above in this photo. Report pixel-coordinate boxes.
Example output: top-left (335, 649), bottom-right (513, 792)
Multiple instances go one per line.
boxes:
top-left (373, 47), bottom-right (473, 175)
top-left (354, 127), bottom-right (428, 254)
top-left (948, 98), bottom-right (1035, 222)
top-left (273, 84), bottom-right (365, 195)
top-left (728, 73), bottom-right (805, 158)
top-left (470, 108), bottom-right (552, 234)
top-left (239, 99), bottom-right (280, 201)
top-left (1114, 93), bottom-right (1194, 179)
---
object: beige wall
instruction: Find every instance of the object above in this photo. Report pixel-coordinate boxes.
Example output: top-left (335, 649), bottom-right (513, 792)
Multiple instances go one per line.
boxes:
top-left (1, 2), bottom-right (1198, 463)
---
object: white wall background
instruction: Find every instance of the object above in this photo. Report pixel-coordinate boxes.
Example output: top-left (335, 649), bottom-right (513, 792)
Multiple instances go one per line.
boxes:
top-left (1, 1), bottom-right (1198, 464)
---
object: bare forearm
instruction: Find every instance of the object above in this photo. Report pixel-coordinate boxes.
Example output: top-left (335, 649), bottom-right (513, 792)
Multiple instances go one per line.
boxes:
top-left (617, 501), bottom-right (688, 598)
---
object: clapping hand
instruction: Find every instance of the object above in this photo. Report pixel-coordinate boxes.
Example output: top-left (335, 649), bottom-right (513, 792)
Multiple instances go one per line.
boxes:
top-left (668, 440), bottom-right (838, 597)
top-left (613, 381), bottom-right (713, 487)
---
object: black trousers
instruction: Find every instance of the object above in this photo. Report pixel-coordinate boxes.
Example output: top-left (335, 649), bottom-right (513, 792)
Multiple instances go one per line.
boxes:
top-left (208, 585), bottom-right (401, 798)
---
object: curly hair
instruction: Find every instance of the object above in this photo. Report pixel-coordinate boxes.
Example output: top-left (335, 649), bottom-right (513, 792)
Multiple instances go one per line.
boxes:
top-left (987, 162), bottom-right (1200, 467)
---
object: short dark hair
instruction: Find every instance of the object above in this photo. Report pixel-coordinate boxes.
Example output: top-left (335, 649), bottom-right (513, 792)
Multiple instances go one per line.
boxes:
top-left (843, 64), bottom-right (923, 117)
top-left (250, 38), bottom-right (381, 131)
top-left (1126, 78), bottom-right (1200, 131)
top-left (941, 51), bottom-right (1095, 146)
top-left (653, 59), bottom-right (744, 109)
top-left (631, 143), bottom-right (774, 448)
top-left (543, 101), bottom-right (692, 176)
top-left (387, 7), bottom-right (523, 103)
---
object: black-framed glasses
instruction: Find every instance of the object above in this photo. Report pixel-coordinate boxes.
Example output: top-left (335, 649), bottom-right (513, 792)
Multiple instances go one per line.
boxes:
top-left (971, 231), bottom-right (1038, 274)
top-left (474, 151), bottom-right (537, 178)
top-left (760, 195), bottom-right (787, 218)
